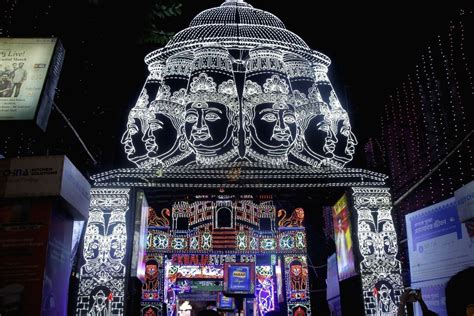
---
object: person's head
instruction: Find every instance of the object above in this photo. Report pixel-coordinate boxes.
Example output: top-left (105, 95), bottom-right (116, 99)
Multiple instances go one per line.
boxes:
top-left (18, 62), bottom-right (24, 68)
top-left (205, 301), bottom-right (216, 310)
top-left (12, 63), bottom-right (17, 69)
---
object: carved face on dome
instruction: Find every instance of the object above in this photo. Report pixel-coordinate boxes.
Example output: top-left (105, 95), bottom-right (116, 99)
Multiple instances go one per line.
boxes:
top-left (183, 69), bottom-right (239, 162)
top-left (121, 115), bottom-right (148, 163)
top-left (304, 112), bottom-right (337, 157)
top-left (141, 100), bottom-right (183, 165)
top-left (184, 101), bottom-right (232, 153)
top-left (244, 73), bottom-right (297, 161)
top-left (332, 115), bottom-right (358, 162)
top-left (251, 101), bottom-right (297, 151)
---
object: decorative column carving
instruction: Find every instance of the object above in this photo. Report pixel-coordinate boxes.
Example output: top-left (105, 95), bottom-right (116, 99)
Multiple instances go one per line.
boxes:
top-left (76, 188), bottom-right (132, 316)
top-left (351, 187), bottom-right (404, 316)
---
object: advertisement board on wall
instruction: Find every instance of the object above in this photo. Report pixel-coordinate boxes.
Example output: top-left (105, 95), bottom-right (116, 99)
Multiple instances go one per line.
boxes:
top-left (406, 197), bottom-right (474, 316)
top-left (0, 38), bottom-right (64, 130)
top-left (332, 194), bottom-right (357, 281)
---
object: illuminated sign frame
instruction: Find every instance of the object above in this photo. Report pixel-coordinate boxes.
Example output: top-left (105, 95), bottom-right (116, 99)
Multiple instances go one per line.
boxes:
top-left (223, 262), bottom-right (255, 296)
top-left (0, 38), bottom-right (64, 131)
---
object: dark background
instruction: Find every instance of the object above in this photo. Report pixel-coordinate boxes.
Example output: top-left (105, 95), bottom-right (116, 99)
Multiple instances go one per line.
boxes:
top-left (3, 0), bottom-right (473, 175)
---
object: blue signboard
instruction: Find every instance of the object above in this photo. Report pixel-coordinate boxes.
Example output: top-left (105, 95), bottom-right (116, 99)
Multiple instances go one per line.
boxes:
top-left (218, 293), bottom-right (235, 310)
top-left (224, 263), bottom-right (255, 295)
top-left (229, 265), bottom-right (251, 292)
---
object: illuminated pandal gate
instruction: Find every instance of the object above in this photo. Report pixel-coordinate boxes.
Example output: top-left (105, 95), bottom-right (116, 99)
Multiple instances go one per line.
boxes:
top-left (141, 196), bottom-right (310, 316)
top-left (74, 1), bottom-right (403, 315)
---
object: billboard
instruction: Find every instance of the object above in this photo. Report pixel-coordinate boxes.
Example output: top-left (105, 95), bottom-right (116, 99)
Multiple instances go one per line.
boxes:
top-left (332, 194), bottom-right (357, 281)
top-left (406, 197), bottom-right (474, 316)
top-left (223, 262), bottom-right (255, 295)
top-left (0, 38), bottom-right (64, 130)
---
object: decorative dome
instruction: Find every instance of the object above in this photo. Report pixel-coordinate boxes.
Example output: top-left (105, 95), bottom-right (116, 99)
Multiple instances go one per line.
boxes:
top-left (190, 1), bottom-right (285, 28)
top-left (124, 0), bottom-right (357, 170)
top-left (145, 0), bottom-right (330, 67)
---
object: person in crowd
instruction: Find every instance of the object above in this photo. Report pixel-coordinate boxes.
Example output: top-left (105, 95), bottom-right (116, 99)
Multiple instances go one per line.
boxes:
top-left (445, 267), bottom-right (474, 316)
top-left (398, 288), bottom-right (437, 316)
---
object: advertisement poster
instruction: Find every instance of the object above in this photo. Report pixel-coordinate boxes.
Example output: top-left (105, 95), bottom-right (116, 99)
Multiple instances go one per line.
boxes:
top-left (406, 197), bottom-right (474, 316)
top-left (0, 200), bottom-right (52, 315)
top-left (0, 38), bottom-right (57, 120)
top-left (224, 263), bottom-right (255, 294)
top-left (332, 194), bottom-right (356, 280)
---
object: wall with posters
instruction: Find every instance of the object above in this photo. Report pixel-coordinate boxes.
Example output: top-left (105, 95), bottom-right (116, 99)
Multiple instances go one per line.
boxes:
top-left (406, 197), bottom-right (474, 316)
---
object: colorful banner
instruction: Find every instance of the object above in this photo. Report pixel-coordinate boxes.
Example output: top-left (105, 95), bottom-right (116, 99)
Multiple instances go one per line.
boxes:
top-left (332, 194), bottom-right (356, 280)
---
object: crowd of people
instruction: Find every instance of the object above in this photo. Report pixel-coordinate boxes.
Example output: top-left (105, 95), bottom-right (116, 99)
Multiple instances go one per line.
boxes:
top-left (0, 62), bottom-right (27, 97)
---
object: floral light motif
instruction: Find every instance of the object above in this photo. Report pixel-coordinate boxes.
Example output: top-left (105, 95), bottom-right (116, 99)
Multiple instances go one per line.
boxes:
top-left (256, 266), bottom-right (276, 316)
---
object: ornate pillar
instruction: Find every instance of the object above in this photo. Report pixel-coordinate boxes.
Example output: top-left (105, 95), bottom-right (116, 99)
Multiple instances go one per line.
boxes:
top-left (351, 187), bottom-right (404, 315)
top-left (284, 255), bottom-right (311, 316)
top-left (75, 188), bottom-right (132, 315)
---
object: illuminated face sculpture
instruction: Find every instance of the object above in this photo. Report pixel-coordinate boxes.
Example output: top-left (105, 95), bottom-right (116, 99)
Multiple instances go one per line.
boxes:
top-left (243, 47), bottom-right (297, 164)
top-left (121, 91), bottom-right (150, 166)
top-left (333, 114), bottom-right (358, 162)
top-left (183, 46), bottom-right (239, 164)
top-left (295, 100), bottom-right (337, 166)
top-left (328, 91), bottom-right (357, 165)
top-left (141, 100), bottom-right (185, 167)
top-left (185, 100), bottom-right (231, 150)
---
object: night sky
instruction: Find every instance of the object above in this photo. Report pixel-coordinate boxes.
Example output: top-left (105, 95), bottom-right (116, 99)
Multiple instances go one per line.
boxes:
top-left (6, 0), bottom-right (473, 175)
